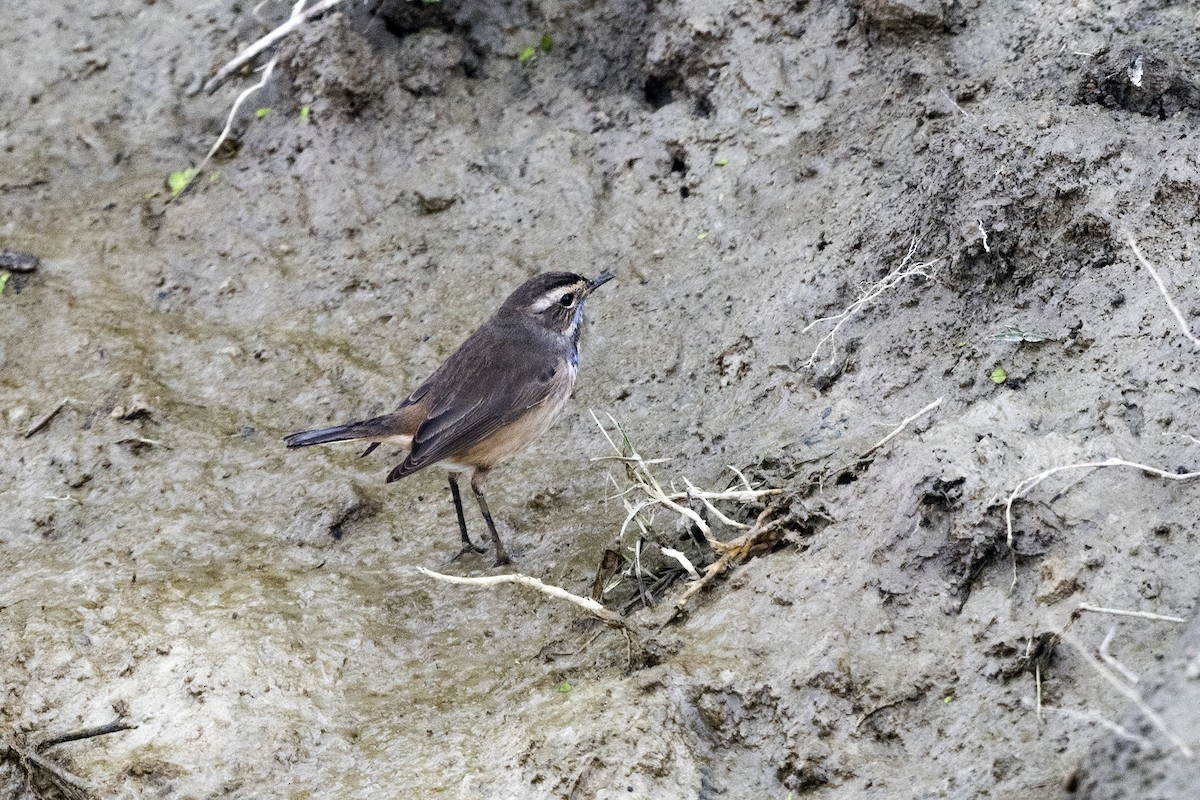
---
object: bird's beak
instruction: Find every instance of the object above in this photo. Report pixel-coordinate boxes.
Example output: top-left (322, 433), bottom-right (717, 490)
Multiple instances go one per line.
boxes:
top-left (587, 272), bottom-right (616, 294)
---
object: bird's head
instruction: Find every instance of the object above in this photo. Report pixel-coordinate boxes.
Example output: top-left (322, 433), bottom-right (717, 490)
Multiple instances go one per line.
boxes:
top-left (501, 271), bottom-right (615, 336)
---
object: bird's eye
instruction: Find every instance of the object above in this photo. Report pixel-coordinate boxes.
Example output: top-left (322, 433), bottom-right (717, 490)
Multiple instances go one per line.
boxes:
top-left (559, 292), bottom-right (575, 307)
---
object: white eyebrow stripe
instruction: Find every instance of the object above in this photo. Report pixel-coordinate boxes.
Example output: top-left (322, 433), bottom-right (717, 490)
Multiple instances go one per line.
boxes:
top-left (531, 285), bottom-right (583, 313)
top-left (530, 292), bottom-right (558, 313)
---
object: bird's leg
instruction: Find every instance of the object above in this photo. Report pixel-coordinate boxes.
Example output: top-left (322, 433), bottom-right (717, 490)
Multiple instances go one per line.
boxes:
top-left (448, 473), bottom-right (486, 559)
top-left (471, 470), bottom-right (511, 567)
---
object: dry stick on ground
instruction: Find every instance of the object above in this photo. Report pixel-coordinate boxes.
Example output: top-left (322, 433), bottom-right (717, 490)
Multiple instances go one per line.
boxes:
top-left (1075, 603), bottom-right (1186, 623)
top-left (802, 238), bottom-right (939, 368)
top-left (833, 396), bottom-right (944, 475)
top-left (10, 742), bottom-right (95, 800)
top-left (6, 719), bottom-right (136, 800)
top-left (1060, 631), bottom-right (1195, 759)
top-left (1002, 458), bottom-right (1200, 589)
top-left (1037, 704), bottom-right (1154, 749)
top-left (1098, 626), bottom-right (1140, 686)
top-left (190, 58), bottom-right (278, 191)
top-left (23, 398), bottom-right (78, 439)
top-left (416, 567), bottom-right (635, 633)
top-left (671, 504), bottom-right (785, 613)
top-left (590, 410), bottom-right (782, 552)
top-left (590, 411), bottom-right (785, 613)
top-left (1127, 236), bottom-right (1200, 349)
top-left (203, 0), bottom-right (343, 94)
top-left (35, 721), bottom-right (136, 753)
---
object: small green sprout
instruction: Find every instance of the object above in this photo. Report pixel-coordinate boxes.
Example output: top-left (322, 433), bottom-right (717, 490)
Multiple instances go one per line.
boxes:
top-left (557, 681), bottom-right (572, 694)
top-left (518, 46), bottom-right (537, 63)
top-left (539, 33), bottom-right (553, 52)
top-left (255, 107), bottom-right (272, 119)
top-left (167, 167), bottom-right (199, 197)
top-left (209, 172), bottom-right (221, 184)
top-left (714, 157), bottom-right (729, 167)
top-left (299, 104), bottom-right (311, 123)
top-left (0, 271), bottom-right (10, 295)
top-left (990, 367), bottom-right (1008, 384)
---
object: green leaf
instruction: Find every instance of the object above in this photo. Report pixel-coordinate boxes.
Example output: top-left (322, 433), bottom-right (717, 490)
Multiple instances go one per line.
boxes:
top-left (557, 681), bottom-right (572, 694)
top-left (0, 271), bottom-right (10, 295)
top-left (539, 33), bottom-right (553, 52)
top-left (990, 367), bottom-right (1007, 384)
top-left (518, 46), bottom-right (537, 62)
top-left (255, 107), bottom-right (272, 119)
top-left (299, 104), bottom-right (311, 123)
top-left (168, 167), bottom-right (199, 197)
top-left (209, 171), bottom-right (221, 184)
top-left (714, 157), bottom-right (729, 167)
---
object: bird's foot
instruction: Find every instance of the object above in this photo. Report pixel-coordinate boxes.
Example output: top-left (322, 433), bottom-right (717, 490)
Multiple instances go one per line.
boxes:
top-left (449, 540), bottom-right (488, 562)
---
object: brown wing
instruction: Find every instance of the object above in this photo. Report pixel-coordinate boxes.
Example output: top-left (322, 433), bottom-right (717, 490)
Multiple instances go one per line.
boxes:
top-left (386, 323), bottom-right (565, 482)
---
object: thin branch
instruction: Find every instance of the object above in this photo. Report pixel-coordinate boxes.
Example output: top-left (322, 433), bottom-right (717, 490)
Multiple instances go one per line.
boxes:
top-left (195, 59), bottom-right (277, 185)
top-left (36, 720), bottom-right (136, 752)
top-left (1127, 236), bottom-right (1200, 349)
top-left (802, 239), bottom-right (938, 367)
top-left (660, 547), bottom-right (700, 580)
top-left (1038, 704), bottom-right (1154, 748)
top-left (204, 0), bottom-right (343, 94)
top-left (24, 398), bottom-right (76, 438)
top-left (1060, 631), bottom-right (1194, 758)
top-left (416, 567), bottom-right (633, 631)
top-left (1077, 603), bottom-right (1186, 623)
top-left (858, 396), bottom-right (944, 461)
top-left (11, 743), bottom-right (96, 800)
top-left (1099, 626), bottom-right (1139, 685)
top-left (1004, 458), bottom-right (1200, 548)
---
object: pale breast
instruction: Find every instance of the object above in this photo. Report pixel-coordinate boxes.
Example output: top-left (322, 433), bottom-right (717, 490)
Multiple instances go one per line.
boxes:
top-left (452, 360), bottom-right (577, 470)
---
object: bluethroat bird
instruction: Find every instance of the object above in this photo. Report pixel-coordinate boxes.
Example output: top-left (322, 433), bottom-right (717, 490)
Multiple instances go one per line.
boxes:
top-left (284, 271), bottom-right (615, 566)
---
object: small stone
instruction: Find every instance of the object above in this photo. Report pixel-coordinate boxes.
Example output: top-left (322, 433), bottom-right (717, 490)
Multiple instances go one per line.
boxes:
top-left (1036, 557), bottom-right (1080, 604)
top-left (111, 395), bottom-right (153, 420)
top-left (862, 0), bottom-right (944, 32)
top-left (0, 250), bottom-right (39, 273)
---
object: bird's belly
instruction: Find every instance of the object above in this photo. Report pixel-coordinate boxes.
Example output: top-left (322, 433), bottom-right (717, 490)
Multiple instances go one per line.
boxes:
top-left (453, 367), bottom-right (576, 469)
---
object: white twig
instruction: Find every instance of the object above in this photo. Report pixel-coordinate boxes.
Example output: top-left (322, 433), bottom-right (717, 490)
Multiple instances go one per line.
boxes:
top-left (1163, 431), bottom-right (1200, 446)
top-left (194, 59), bottom-right (278, 185)
top-left (1038, 704), bottom-right (1154, 748)
top-left (204, 0), bottom-right (343, 94)
top-left (1061, 631), bottom-right (1194, 758)
top-left (660, 547), bottom-right (700, 580)
top-left (802, 239), bottom-right (938, 367)
top-left (859, 397), bottom-right (944, 461)
top-left (1004, 458), bottom-right (1200, 548)
top-left (590, 410), bottom-right (779, 548)
top-left (942, 89), bottom-right (969, 116)
top-left (1127, 236), bottom-right (1200, 349)
top-left (977, 219), bottom-right (990, 253)
top-left (417, 567), bottom-right (630, 629)
top-left (1077, 604), bottom-right (1186, 624)
top-left (1099, 626), bottom-right (1140, 685)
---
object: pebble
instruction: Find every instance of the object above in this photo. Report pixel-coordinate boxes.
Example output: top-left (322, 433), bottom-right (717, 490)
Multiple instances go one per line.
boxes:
top-left (0, 250), bottom-right (39, 273)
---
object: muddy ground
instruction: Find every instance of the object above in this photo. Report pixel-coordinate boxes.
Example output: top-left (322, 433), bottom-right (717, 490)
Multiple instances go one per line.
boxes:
top-left (3, 0), bottom-right (1200, 797)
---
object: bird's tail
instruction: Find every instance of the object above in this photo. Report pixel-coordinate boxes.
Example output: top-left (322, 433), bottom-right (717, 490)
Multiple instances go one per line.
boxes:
top-left (283, 416), bottom-right (401, 449)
